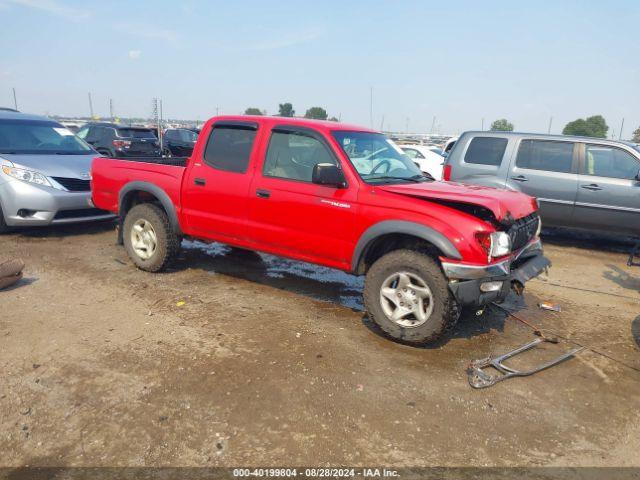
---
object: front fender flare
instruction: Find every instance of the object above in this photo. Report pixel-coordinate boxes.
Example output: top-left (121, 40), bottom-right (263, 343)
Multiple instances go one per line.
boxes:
top-left (351, 220), bottom-right (462, 273)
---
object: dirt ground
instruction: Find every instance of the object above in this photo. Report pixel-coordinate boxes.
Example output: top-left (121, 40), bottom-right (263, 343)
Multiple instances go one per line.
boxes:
top-left (1, 222), bottom-right (639, 468)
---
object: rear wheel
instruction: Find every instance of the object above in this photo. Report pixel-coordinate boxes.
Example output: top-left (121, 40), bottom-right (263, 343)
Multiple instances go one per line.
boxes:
top-left (123, 203), bottom-right (180, 272)
top-left (363, 249), bottom-right (460, 345)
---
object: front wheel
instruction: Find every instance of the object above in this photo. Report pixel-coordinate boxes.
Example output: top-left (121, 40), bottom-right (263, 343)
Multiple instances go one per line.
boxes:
top-left (123, 203), bottom-right (180, 272)
top-left (363, 249), bottom-right (460, 345)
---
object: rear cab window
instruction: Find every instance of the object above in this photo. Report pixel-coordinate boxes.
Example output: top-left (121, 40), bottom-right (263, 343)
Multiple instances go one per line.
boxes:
top-left (203, 124), bottom-right (258, 174)
top-left (463, 137), bottom-right (508, 166)
top-left (516, 139), bottom-right (575, 173)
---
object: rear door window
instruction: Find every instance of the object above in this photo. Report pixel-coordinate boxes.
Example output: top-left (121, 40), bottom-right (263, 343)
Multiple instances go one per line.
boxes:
top-left (464, 137), bottom-right (508, 165)
top-left (583, 144), bottom-right (640, 179)
top-left (516, 140), bottom-right (574, 173)
top-left (203, 126), bottom-right (257, 173)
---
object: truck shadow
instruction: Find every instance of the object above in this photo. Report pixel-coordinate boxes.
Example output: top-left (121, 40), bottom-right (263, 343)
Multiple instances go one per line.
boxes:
top-left (7, 219), bottom-right (116, 239)
top-left (541, 227), bottom-right (637, 255)
top-left (178, 240), bottom-right (514, 347)
top-left (178, 240), bottom-right (364, 311)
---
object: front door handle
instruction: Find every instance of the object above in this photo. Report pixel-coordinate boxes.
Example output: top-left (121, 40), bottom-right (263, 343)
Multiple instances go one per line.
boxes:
top-left (256, 189), bottom-right (271, 198)
top-left (510, 175), bottom-right (528, 182)
top-left (581, 184), bottom-right (603, 191)
top-left (194, 178), bottom-right (206, 186)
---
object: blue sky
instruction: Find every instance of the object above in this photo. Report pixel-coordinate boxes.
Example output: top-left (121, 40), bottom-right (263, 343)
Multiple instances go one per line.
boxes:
top-left (0, 0), bottom-right (638, 136)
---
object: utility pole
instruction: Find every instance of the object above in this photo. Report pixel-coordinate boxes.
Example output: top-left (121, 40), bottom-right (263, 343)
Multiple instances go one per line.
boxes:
top-left (369, 86), bottom-right (373, 129)
top-left (430, 115), bottom-right (436, 134)
top-left (548, 116), bottom-right (553, 134)
top-left (405, 117), bottom-right (410, 134)
top-left (109, 98), bottom-right (114, 121)
top-left (215, 106), bottom-right (220, 116)
top-left (619, 118), bottom-right (625, 140)
top-left (159, 99), bottom-right (164, 151)
top-left (380, 115), bottom-right (385, 131)
top-left (481, 118), bottom-right (484, 131)
top-left (88, 92), bottom-right (94, 118)
top-left (12, 88), bottom-right (17, 110)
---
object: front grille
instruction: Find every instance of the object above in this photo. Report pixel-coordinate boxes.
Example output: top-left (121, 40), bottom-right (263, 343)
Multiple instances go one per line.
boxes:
top-left (54, 208), bottom-right (111, 220)
top-left (52, 177), bottom-right (91, 192)
top-left (506, 213), bottom-right (540, 251)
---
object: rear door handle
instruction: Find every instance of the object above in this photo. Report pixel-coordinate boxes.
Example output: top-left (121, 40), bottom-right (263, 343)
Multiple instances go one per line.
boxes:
top-left (510, 175), bottom-right (528, 182)
top-left (256, 189), bottom-right (271, 198)
top-left (581, 184), bottom-right (603, 191)
top-left (194, 178), bottom-right (206, 186)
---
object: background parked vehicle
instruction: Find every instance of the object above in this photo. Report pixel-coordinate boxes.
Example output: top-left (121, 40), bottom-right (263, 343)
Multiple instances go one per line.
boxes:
top-left (442, 136), bottom-right (458, 157)
top-left (161, 128), bottom-right (199, 157)
top-left (444, 131), bottom-right (640, 236)
top-left (400, 144), bottom-right (445, 180)
top-left (0, 110), bottom-right (114, 232)
top-left (76, 122), bottom-right (160, 158)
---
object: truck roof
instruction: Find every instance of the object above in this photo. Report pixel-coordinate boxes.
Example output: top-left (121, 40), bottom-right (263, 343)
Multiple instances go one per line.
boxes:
top-left (209, 115), bottom-right (377, 134)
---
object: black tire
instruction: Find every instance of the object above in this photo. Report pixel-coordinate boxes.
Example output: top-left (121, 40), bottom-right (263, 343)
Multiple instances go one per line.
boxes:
top-left (0, 203), bottom-right (11, 234)
top-left (363, 249), bottom-right (460, 345)
top-left (123, 203), bottom-right (180, 272)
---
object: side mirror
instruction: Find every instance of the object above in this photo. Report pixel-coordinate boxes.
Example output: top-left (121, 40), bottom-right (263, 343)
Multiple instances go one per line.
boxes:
top-left (312, 163), bottom-right (346, 188)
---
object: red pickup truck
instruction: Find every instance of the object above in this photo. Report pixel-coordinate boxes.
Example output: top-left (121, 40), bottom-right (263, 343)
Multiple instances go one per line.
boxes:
top-left (92, 116), bottom-right (550, 345)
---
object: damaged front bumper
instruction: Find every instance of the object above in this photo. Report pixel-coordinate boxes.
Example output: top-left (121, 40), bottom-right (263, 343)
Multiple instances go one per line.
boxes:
top-left (441, 239), bottom-right (550, 308)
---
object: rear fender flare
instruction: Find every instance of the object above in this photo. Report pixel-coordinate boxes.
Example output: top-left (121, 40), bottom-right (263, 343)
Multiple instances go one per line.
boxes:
top-left (351, 220), bottom-right (462, 273)
top-left (118, 181), bottom-right (182, 236)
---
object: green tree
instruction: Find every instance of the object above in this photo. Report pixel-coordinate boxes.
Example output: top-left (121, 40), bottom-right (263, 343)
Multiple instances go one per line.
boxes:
top-left (562, 115), bottom-right (608, 138)
top-left (631, 127), bottom-right (640, 143)
top-left (490, 119), bottom-right (514, 131)
top-left (304, 107), bottom-right (328, 120)
top-left (244, 107), bottom-right (263, 115)
top-left (278, 103), bottom-right (295, 117)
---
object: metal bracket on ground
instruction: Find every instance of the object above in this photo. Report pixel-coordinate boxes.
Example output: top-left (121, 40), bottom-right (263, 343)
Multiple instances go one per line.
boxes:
top-left (467, 338), bottom-right (584, 389)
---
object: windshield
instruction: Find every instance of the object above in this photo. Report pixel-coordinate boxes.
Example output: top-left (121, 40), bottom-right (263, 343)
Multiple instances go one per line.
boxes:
top-left (118, 128), bottom-right (157, 139)
top-left (332, 131), bottom-right (425, 183)
top-left (0, 119), bottom-right (93, 155)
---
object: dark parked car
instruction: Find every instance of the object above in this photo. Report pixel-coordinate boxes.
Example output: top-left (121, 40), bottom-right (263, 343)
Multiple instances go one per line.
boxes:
top-left (161, 128), bottom-right (199, 157)
top-left (76, 123), bottom-right (160, 158)
top-left (443, 131), bottom-right (640, 236)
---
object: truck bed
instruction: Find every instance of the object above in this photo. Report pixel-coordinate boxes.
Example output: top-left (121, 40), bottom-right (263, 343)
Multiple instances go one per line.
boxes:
top-left (91, 156), bottom-right (187, 215)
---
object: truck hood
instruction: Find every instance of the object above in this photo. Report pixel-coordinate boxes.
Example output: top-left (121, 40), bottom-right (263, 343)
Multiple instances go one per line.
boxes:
top-left (378, 181), bottom-right (538, 222)
top-left (0, 153), bottom-right (96, 179)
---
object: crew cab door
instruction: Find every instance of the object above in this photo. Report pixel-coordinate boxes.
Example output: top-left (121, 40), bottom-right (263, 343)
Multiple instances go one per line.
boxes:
top-left (505, 139), bottom-right (578, 227)
top-left (573, 143), bottom-right (640, 235)
top-left (247, 126), bottom-right (357, 269)
top-left (181, 121), bottom-right (259, 242)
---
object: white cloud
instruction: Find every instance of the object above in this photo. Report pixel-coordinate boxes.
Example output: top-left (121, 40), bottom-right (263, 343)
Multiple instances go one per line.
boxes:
top-left (0, 0), bottom-right (90, 21)
top-left (128, 50), bottom-right (141, 60)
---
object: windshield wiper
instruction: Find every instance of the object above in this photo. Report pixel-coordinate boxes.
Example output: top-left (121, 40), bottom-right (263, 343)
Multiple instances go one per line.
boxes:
top-left (368, 175), bottom-right (424, 184)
